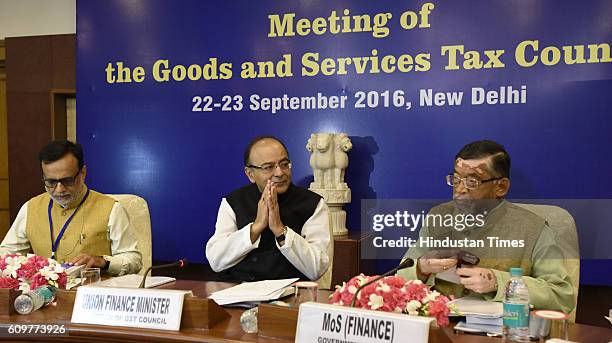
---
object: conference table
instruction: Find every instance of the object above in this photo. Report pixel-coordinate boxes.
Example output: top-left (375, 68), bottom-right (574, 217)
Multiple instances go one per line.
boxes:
top-left (0, 280), bottom-right (610, 342)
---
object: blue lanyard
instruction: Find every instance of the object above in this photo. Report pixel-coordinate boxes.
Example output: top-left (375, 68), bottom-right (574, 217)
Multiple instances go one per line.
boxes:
top-left (48, 188), bottom-right (90, 259)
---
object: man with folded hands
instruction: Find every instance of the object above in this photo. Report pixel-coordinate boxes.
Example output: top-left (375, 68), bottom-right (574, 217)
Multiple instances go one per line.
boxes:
top-left (206, 136), bottom-right (330, 282)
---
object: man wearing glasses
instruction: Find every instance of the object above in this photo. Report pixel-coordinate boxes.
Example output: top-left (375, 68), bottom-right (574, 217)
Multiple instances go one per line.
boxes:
top-left (397, 140), bottom-right (574, 313)
top-left (0, 140), bottom-right (142, 275)
top-left (206, 136), bottom-right (330, 282)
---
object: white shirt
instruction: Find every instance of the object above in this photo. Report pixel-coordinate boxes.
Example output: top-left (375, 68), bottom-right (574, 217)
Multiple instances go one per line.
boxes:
top-left (205, 198), bottom-right (330, 280)
top-left (0, 201), bottom-right (142, 276)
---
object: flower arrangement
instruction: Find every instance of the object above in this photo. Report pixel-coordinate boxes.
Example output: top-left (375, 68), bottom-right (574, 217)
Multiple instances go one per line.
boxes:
top-left (0, 253), bottom-right (67, 292)
top-left (330, 274), bottom-right (456, 327)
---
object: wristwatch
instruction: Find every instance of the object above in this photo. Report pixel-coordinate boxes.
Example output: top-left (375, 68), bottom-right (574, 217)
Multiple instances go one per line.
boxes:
top-left (275, 227), bottom-right (287, 244)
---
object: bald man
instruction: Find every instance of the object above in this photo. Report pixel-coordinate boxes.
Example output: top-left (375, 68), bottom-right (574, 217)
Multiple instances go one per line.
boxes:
top-left (398, 140), bottom-right (575, 314)
top-left (206, 136), bottom-right (330, 282)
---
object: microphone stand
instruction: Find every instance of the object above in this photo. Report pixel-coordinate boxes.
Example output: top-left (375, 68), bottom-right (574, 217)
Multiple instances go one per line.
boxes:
top-left (139, 259), bottom-right (187, 288)
top-left (350, 258), bottom-right (414, 307)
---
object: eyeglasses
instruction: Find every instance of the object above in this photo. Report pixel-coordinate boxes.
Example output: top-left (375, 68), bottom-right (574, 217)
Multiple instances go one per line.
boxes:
top-left (247, 160), bottom-right (292, 173)
top-left (43, 169), bottom-right (81, 189)
top-left (446, 174), bottom-right (502, 190)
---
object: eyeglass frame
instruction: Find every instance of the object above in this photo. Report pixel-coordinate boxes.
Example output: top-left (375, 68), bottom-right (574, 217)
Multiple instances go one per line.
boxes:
top-left (42, 168), bottom-right (82, 189)
top-left (445, 174), bottom-right (504, 190)
top-left (246, 159), bottom-right (292, 173)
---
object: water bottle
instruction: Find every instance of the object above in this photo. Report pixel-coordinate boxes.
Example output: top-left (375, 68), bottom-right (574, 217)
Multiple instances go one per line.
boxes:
top-left (14, 285), bottom-right (57, 315)
top-left (503, 267), bottom-right (530, 342)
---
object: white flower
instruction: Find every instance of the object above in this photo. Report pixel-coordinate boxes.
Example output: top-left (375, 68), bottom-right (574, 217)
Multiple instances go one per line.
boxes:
top-left (335, 282), bottom-right (346, 293)
top-left (422, 290), bottom-right (440, 304)
top-left (368, 293), bottom-right (384, 310)
top-left (18, 280), bottom-right (31, 292)
top-left (2, 266), bottom-right (18, 278)
top-left (405, 300), bottom-right (422, 312)
top-left (51, 265), bottom-right (65, 274)
top-left (408, 310), bottom-right (419, 316)
top-left (348, 285), bottom-right (358, 295)
top-left (40, 266), bottom-right (59, 281)
top-left (408, 279), bottom-right (423, 285)
top-left (5, 256), bottom-right (23, 265)
top-left (376, 282), bottom-right (391, 293)
top-left (356, 274), bottom-right (369, 286)
top-left (2, 256), bottom-right (24, 278)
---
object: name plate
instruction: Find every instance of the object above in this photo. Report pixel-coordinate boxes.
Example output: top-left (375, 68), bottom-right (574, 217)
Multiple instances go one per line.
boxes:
top-left (295, 302), bottom-right (434, 343)
top-left (71, 286), bottom-right (186, 331)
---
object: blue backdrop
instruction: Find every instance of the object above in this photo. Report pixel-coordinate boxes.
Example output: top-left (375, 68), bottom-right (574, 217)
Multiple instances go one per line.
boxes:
top-left (77, 1), bottom-right (612, 285)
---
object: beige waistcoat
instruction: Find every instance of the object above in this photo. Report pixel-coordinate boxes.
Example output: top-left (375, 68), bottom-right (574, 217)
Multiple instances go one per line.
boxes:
top-left (26, 188), bottom-right (115, 263)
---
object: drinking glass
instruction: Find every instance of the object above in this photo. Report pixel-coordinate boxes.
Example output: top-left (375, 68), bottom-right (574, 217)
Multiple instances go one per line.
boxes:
top-left (531, 310), bottom-right (569, 342)
top-left (80, 267), bottom-right (101, 286)
top-left (293, 281), bottom-right (318, 306)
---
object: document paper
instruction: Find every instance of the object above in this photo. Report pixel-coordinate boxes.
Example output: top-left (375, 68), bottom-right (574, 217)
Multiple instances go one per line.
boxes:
top-left (209, 278), bottom-right (298, 305)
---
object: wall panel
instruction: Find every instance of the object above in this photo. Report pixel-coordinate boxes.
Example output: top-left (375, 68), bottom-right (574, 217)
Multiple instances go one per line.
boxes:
top-left (6, 34), bottom-right (75, 222)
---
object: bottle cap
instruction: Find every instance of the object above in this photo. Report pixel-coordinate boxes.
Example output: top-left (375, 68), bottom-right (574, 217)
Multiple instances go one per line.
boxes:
top-left (509, 267), bottom-right (523, 276)
top-left (14, 294), bottom-right (34, 315)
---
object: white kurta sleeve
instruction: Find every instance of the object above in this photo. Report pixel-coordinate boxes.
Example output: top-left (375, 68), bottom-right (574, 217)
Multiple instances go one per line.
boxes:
top-left (106, 202), bottom-right (143, 275)
top-left (0, 202), bottom-right (32, 256)
top-left (277, 199), bottom-right (330, 280)
top-left (205, 198), bottom-right (261, 272)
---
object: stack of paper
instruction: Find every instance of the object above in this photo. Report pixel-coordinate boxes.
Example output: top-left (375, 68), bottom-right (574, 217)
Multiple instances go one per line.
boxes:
top-left (450, 296), bottom-right (503, 316)
top-left (461, 314), bottom-right (503, 335)
top-left (450, 297), bottom-right (503, 336)
top-left (209, 278), bottom-right (298, 306)
top-left (454, 321), bottom-right (503, 336)
top-left (466, 314), bottom-right (503, 326)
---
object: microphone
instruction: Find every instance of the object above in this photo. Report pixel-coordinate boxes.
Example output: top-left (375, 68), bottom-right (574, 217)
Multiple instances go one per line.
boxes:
top-left (350, 258), bottom-right (414, 307)
top-left (138, 259), bottom-right (188, 288)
